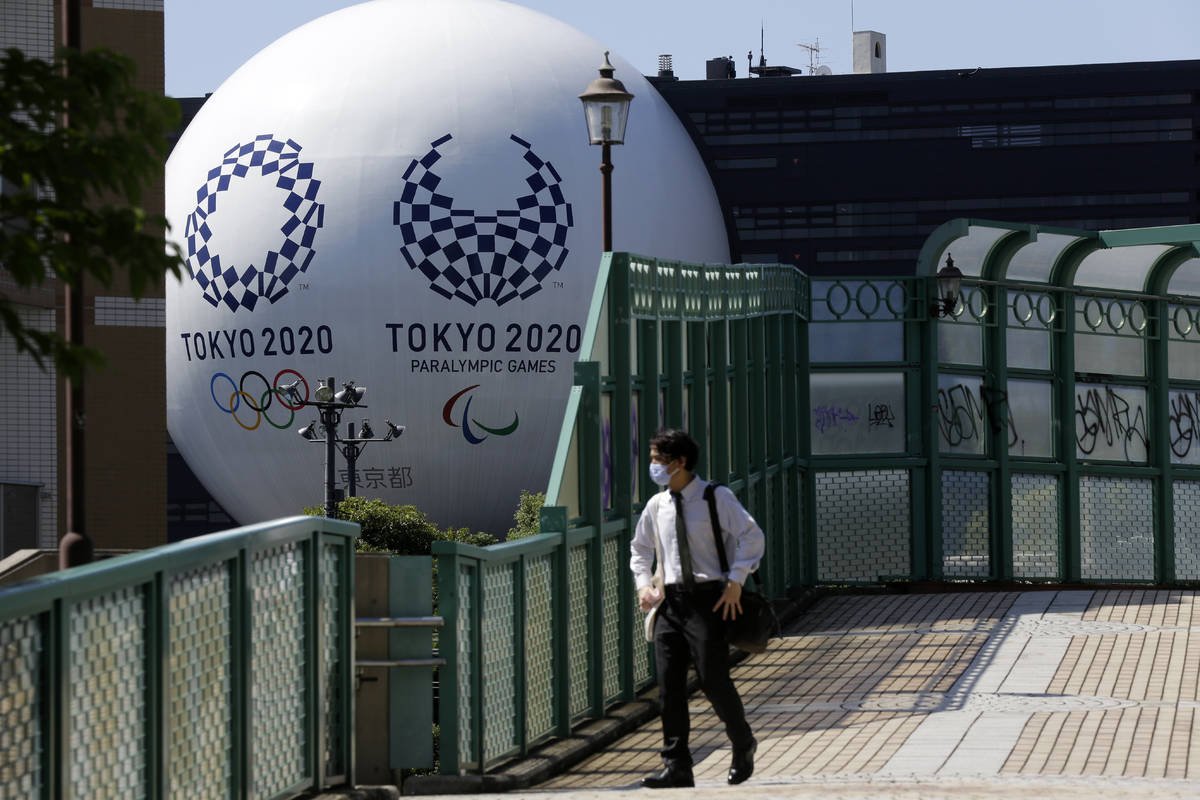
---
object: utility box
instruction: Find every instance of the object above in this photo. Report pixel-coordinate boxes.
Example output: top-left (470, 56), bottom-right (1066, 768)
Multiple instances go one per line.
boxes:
top-left (355, 554), bottom-right (438, 784)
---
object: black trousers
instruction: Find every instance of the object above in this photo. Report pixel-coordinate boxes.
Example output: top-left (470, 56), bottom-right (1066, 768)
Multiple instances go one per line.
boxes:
top-left (653, 581), bottom-right (754, 766)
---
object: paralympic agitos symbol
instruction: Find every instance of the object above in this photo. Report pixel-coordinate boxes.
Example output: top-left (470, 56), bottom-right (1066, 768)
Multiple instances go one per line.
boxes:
top-left (442, 385), bottom-right (519, 444)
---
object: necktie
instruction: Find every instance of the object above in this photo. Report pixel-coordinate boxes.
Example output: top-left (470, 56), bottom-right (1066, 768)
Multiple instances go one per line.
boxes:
top-left (671, 491), bottom-right (695, 590)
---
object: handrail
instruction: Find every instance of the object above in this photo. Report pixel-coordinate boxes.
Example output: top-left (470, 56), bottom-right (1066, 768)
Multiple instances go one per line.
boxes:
top-left (0, 515), bottom-right (359, 798)
top-left (355, 616), bottom-right (444, 628)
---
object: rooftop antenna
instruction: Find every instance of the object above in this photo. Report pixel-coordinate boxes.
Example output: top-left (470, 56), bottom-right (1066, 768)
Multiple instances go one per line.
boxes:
top-left (797, 38), bottom-right (822, 74)
top-left (759, 21), bottom-right (767, 68)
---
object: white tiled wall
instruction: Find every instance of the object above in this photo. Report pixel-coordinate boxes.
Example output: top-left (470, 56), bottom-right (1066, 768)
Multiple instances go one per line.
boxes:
top-left (93, 0), bottom-right (164, 11)
top-left (95, 296), bottom-right (165, 327)
top-left (0, 307), bottom-right (59, 548)
top-left (0, 0), bottom-right (54, 61)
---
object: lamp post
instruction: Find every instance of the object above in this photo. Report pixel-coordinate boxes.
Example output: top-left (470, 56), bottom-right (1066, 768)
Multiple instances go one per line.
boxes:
top-left (284, 377), bottom-right (405, 518)
top-left (579, 52), bottom-right (634, 251)
top-left (931, 253), bottom-right (964, 318)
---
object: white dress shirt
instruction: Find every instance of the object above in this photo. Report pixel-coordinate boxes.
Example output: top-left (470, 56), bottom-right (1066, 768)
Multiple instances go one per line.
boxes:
top-left (630, 476), bottom-right (765, 590)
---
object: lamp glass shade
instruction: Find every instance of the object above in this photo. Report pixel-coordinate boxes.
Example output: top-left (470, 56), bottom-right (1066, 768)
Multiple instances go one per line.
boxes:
top-left (937, 262), bottom-right (963, 305)
top-left (581, 96), bottom-right (631, 145)
top-left (315, 384), bottom-right (334, 403)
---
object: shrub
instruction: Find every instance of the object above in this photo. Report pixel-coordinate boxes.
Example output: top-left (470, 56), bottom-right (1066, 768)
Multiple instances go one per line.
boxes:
top-left (303, 497), bottom-right (497, 554)
top-left (505, 490), bottom-right (545, 540)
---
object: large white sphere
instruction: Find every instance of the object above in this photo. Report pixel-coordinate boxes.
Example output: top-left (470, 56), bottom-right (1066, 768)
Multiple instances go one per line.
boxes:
top-left (166, 0), bottom-right (728, 534)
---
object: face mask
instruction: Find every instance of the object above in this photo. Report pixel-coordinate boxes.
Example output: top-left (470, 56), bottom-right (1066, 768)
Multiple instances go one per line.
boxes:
top-left (649, 463), bottom-right (673, 486)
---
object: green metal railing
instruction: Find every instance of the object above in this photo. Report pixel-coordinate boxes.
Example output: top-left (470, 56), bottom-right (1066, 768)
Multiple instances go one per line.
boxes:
top-left (0, 515), bottom-right (358, 800)
top-left (432, 223), bottom-right (1200, 776)
top-left (434, 252), bottom-right (810, 774)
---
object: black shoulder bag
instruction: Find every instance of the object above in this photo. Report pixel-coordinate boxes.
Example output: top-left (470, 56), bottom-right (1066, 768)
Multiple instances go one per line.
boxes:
top-left (704, 483), bottom-right (779, 653)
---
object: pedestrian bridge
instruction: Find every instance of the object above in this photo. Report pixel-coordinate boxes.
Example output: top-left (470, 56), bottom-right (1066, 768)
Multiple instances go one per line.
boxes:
top-left (5, 218), bottom-right (1200, 796)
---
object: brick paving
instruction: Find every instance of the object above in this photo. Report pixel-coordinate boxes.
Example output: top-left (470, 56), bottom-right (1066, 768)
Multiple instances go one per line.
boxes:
top-left (519, 589), bottom-right (1200, 796)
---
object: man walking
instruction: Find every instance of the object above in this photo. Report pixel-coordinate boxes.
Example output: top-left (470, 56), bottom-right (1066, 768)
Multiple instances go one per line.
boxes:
top-left (629, 428), bottom-right (765, 788)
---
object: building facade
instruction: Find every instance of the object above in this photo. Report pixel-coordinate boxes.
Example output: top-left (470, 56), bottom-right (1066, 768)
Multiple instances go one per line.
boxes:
top-left (0, 0), bottom-right (168, 556)
top-left (651, 59), bottom-right (1200, 275)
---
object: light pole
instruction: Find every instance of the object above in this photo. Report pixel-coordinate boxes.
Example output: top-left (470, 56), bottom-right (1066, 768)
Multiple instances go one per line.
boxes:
top-left (579, 52), bottom-right (634, 251)
top-left (284, 377), bottom-right (405, 518)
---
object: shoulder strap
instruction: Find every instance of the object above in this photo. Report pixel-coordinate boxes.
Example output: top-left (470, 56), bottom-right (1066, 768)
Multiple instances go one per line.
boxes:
top-left (705, 482), bottom-right (760, 588)
top-left (704, 483), bottom-right (731, 575)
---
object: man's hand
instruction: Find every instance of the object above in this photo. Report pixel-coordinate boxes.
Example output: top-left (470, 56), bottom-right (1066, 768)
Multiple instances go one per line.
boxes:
top-left (638, 584), bottom-right (663, 611)
top-left (713, 581), bottom-right (743, 620)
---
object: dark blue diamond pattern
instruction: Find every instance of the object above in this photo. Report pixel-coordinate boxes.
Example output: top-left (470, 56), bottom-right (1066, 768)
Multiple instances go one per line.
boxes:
top-left (393, 134), bottom-right (572, 306)
top-left (183, 134), bottom-right (324, 312)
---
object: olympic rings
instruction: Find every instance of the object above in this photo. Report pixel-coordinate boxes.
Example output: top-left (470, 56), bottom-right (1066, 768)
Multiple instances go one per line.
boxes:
top-left (211, 369), bottom-right (309, 433)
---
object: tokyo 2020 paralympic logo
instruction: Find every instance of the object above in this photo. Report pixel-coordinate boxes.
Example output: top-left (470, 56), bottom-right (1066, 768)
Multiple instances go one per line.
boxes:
top-left (393, 134), bottom-right (572, 307)
top-left (184, 135), bottom-right (325, 312)
top-left (210, 369), bottom-right (309, 431)
top-left (442, 385), bottom-right (519, 444)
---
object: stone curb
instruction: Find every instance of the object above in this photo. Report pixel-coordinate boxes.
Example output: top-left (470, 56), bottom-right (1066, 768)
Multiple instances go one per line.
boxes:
top-left (402, 586), bottom-right (822, 796)
top-left (299, 786), bottom-right (401, 800)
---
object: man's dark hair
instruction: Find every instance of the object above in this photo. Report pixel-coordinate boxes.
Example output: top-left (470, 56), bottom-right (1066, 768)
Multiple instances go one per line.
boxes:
top-left (650, 428), bottom-right (699, 471)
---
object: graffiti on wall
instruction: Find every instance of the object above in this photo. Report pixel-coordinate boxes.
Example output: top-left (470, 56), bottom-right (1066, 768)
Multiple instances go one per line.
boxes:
top-left (1075, 385), bottom-right (1148, 462)
top-left (936, 383), bottom-right (1019, 451)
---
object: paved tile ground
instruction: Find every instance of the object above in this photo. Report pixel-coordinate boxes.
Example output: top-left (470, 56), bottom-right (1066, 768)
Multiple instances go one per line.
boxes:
top-left (508, 589), bottom-right (1200, 797)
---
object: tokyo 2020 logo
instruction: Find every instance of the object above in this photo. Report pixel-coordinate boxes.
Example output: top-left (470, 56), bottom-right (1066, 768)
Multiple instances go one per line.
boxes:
top-left (393, 134), bottom-right (572, 307)
top-left (184, 135), bottom-right (325, 312)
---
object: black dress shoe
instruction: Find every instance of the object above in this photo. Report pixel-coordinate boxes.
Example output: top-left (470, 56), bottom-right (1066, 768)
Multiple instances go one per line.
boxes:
top-left (640, 764), bottom-right (694, 789)
top-left (727, 738), bottom-right (757, 785)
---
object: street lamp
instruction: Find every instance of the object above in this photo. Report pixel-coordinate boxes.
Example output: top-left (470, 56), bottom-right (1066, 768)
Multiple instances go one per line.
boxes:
top-left (579, 51), bottom-right (634, 251)
top-left (280, 376), bottom-right (404, 518)
top-left (931, 253), bottom-right (964, 318)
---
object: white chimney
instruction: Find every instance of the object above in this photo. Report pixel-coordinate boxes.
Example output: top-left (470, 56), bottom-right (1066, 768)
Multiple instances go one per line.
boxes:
top-left (853, 31), bottom-right (886, 74)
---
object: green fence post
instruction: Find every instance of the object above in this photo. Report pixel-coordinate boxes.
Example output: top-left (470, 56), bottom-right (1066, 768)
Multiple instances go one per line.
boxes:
top-left (341, 538), bottom-right (356, 785)
top-left (1059, 290), bottom-right (1081, 581)
top-left (52, 599), bottom-right (68, 800)
top-left (639, 318), bottom-right (661, 500)
top-left (989, 282), bottom-right (1013, 581)
top-left (795, 277), bottom-right (816, 586)
top-left (433, 546), bottom-right (461, 774)
top-left (732, 318), bottom-right (750, 491)
top-left (920, 277), bottom-right (942, 580)
top-left (471, 558), bottom-right (484, 771)
top-left (147, 573), bottom-right (166, 800)
top-left (307, 533), bottom-right (322, 789)
top-left (766, 311), bottom-right (785, 595)
top-left (711, 314), bottom-right (731, 485)
top-left (539, 506), bottom-right (572, 739)
top-left (1151, 296), bottom-right (1175, 583)
top-left (233, 547), bottom-right (251, 800)
top-left (514, 554), bottom-right (528, 754)
top-left (574, 360), bottom-right (604, 716)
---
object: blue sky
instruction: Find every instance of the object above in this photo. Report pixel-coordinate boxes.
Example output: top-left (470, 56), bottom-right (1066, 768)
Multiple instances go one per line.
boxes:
top-left (165, 0), bottom-right (1200, 97)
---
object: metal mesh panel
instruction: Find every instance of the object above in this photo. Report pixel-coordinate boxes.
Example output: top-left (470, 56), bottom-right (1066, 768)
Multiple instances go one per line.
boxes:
top-left (70, 587), bottom-right (146, 800)
top-left (320, 543), bottom-right (344, 777)
top-left (481, 564), bottom-right (516, 761)
top-left (251, 543), bottom-right (307, 798)
top-left (631, 583), bottom-right (652, 687)
top-left (0, 616), bottom-right (41, 799)
top-left (1079, 476), bottom-right (1154, 581)
top-left (1173, 480), bottom-right (1200, 580)
top-left (456, 565), bottom-right (473, 763)
top-left (168, 563), bottom-right (231, 800)
top-left (567, 544), bottom-right (589, 717)
top-left (1012, 473), bottom-right (1060, 578)
top-left (601, 536), bottom-right (621, 701)
top-left (524, 554), bottom-right (554, 742)
top-left (941, 470), bottom-right (991, 578)
top-left (816, 470), bottom-right (911, 582)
